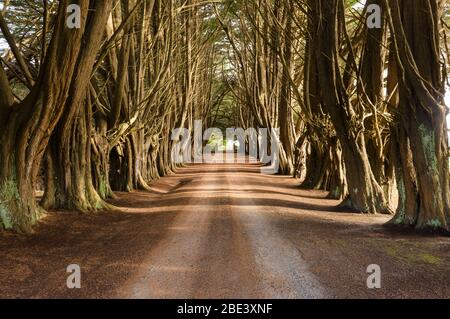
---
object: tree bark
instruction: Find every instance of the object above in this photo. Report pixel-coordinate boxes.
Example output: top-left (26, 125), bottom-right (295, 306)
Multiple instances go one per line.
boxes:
top-left (312, 0), bottom-right (391, 213)
top-left (0, 1), bottom-right (89, 232)
top-left (386, 0), bottom-right (450, 231)
top-left (43, 0), bottom-right (113, 212)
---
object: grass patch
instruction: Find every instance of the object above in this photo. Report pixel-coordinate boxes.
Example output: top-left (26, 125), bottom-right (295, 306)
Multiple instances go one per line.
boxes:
top-left (384, 243), bottom-right (443, 266)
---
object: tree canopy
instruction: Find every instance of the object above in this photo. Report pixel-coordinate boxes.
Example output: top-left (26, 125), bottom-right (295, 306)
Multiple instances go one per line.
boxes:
top-left (0, 0), bottom-right (449, 233)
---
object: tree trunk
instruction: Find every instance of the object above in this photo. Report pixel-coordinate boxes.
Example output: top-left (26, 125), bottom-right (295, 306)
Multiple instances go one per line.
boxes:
top-left (0, 1), bottom-right (89, 232)
top-left (386, 0), bottom-right (450, 231)
top-left (42, 0), bottom-right (113, 212)
top-left (277, 1), bottom-right (295, 175)
top-left (313, 0), bottom-right (391, 213)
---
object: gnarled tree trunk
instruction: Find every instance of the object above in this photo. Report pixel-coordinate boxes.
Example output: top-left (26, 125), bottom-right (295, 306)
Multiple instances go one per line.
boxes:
top-left (42, 0), bottom-right (113, 212)
top-left (0, 1), bottom-right (89, 232)
top-left (386, 0), bottom-right (450, 231)
top-left (312, 0), bottom-right (391, 213)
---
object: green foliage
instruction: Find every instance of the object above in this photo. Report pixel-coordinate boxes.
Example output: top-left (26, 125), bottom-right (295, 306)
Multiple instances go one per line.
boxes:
top-left (418, 125), bottom-right (438, 174)
top-left (0, 1), bottom-right (57, 65)
top-left (426, 219), bottom-right (442, 229)
top-left (0, 179), bottom-right (19, 229)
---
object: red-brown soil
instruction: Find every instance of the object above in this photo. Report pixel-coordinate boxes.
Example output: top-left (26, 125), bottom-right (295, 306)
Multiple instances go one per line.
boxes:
top-left (0, 161), bottom-right (449, 298)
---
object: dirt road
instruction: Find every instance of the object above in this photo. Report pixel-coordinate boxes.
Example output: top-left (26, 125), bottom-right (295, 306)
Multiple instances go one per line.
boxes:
top-left (0, 161), bottom-right (449, 298)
